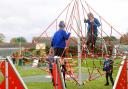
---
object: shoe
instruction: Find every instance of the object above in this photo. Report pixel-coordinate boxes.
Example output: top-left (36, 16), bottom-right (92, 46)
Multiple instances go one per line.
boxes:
top-left (104, 83), bottom-right (109, 86)
top-left (112, 83), bottom-right (114, 86)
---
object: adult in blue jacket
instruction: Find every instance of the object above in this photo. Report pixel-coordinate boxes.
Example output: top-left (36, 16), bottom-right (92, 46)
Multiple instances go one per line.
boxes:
top-left (51, 21), bottom-right (71, 57)
top-left (84, 13), bottom-right (101, 50)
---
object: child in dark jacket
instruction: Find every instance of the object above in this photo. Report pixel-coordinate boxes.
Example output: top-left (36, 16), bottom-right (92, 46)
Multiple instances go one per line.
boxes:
top-left (103, 55), bottom-right (114, 86)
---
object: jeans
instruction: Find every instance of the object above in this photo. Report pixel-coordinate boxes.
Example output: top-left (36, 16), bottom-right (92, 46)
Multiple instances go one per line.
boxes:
top-left (105, 71), bottom-right (114, 85)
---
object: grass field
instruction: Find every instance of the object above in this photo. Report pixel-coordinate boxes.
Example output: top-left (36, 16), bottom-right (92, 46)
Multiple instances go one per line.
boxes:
top-left (26, 78), bottom-right (112, 89)
top-left (0, 58), bottom-right (121, 89)
top-left (16, 66), bottom-right (47, 77)
top-left (25, 58), bottom-right (119, 89)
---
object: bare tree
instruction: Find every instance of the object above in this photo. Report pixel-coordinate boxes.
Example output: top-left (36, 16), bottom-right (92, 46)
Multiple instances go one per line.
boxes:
top-left (10, 37), bottom-right (27, 44)
top-left (120, 33), bottom-right (128, 45)
top-left (0, 33), bottom-right (5, 43)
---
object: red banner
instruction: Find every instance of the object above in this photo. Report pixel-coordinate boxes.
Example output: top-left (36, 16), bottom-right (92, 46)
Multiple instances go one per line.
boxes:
top-left (115, 60), bottom-right (127, 89)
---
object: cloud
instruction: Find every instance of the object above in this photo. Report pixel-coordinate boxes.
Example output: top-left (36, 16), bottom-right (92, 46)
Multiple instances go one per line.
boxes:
top-left (0, 0), bottom-right (128, 42)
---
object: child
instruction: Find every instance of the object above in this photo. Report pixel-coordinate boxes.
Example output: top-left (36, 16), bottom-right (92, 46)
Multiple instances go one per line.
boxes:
top-left (51, 21), bottom-right (70, 88)
top-left (84, 13), bottom-right (100, 50)
top-left (103, 55), bottom-right (114, 86)
top-left (46, 48), bottom-right (54, 85)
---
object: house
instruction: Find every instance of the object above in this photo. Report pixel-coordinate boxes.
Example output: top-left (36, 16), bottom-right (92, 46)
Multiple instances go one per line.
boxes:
top-left (0, 43), bottom-right (35, 57)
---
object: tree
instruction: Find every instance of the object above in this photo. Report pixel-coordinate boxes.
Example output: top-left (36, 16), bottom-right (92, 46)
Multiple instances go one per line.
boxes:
top-left (103, 36), bottom-right (117, 41)
top-left (10, 37), bottom-right (27, 44)
top-left (0, 33), bottom-right (5, 43)
top-left (120, 33), bottom-right (128, 45)
top-left (32, 37), bottom-right (51, 45)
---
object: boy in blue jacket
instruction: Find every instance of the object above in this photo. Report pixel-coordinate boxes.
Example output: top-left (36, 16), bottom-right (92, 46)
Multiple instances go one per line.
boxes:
top-left (84, 13), bottom-right (100, 50)
top-left (51, 21), bottom-right (71, 87)
top-left (51, 21), bottom-right (71, 57)
top-left (103, 55), bottom-right (114, 86)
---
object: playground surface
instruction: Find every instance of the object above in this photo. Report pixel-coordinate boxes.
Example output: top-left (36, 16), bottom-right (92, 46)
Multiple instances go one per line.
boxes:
top-left (17, 62), bottom-right (119, 89)
top-left (0, 58), bottom-right (120, 89)
top-left (0, 56), bottom-right (122, 89)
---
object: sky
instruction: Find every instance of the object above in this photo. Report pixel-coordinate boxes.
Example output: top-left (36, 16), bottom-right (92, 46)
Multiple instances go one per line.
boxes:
top-left (0, 0), bottom-right (128, 42)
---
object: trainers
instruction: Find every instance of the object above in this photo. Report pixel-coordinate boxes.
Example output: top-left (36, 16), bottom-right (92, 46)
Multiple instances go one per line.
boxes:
top-left (112, 83), bottom-right (114, 86)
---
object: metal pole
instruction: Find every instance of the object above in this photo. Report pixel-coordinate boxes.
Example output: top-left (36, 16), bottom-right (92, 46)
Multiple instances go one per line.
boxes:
top-left (103, 39), bottom-right (108, 55)
top-left (112, 45), bottom-right (117, 58)
top-left (55, 58), bottom-right (58, 89)
top-left (76, 0), bottom-right (82, 85)
top-left (126, 58), bottom-right (128, 89)
top-left (5, 61), bottom-right (8, 89)
top-left (54, 56), bottom-right (66, 89)
top-left (20, 36), bottom-right (22, 55)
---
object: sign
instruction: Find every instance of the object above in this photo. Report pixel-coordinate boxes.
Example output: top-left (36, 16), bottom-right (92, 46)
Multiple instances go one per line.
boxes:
top-left (36, 43), bottom-right (46, 50)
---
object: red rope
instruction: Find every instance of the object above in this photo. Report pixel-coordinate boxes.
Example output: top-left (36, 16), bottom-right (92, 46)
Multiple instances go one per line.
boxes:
top-left (65, 2), bottom-right (71, 25)
top-left (110, 26), bottom-right (113, 37)
top-left (15, 0), bottom-right (127, 85)
top-left (66, 1), bottom-right (76, 32)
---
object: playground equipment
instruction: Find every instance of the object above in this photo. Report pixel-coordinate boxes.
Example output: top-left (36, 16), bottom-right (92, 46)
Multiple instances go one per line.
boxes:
top-left (0, 56), bottom-right (28, 89)
top-left (25, 0), bottom-right (127, 88)
top-left (3, 0), bottom-right (127, 89)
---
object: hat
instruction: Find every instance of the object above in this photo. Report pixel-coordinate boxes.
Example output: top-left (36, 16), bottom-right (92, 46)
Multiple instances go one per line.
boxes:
top-left (59, 21), bottom-right (65, 28)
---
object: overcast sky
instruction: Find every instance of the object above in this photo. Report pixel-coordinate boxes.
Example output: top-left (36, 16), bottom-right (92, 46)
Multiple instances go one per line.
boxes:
top-left (0, 0), bottom-right (128, 42)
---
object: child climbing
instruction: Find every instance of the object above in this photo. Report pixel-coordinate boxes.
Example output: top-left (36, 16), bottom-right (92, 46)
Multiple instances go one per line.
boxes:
top-left (51, 21), bottom-right (71, 88)
top-left (84, 12), bottom-right (101, 52)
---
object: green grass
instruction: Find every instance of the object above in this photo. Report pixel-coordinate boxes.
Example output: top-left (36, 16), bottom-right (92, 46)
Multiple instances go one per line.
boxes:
top-left (16, 66), bottom-right (47, 77)
top-left (26, 77), bottom-right (113, 89)
top-left (0, 72), bottom-right (4, 83)
top-left (25, 62), bottom-right (119, 89)
top-left (0, 58), bottom-right (121, 89)
top-left (24, 58), bottom-right (120, 89)
top-left (26, 82), bottom-right (54, 89)
top-left (81, 77), bottom-right (112, 89)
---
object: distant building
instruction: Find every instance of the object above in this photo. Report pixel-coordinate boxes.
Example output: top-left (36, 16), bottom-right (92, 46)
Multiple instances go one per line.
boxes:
top-left (0, 43), bottom-right (35, 57)
top-left (32, 37), bottom-right (77, 46)
top-left (113, 44), bottom-right (128, 58)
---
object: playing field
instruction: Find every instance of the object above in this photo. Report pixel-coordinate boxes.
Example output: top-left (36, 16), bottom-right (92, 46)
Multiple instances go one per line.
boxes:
top-left (0, 58), bottom-right (120, 89)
